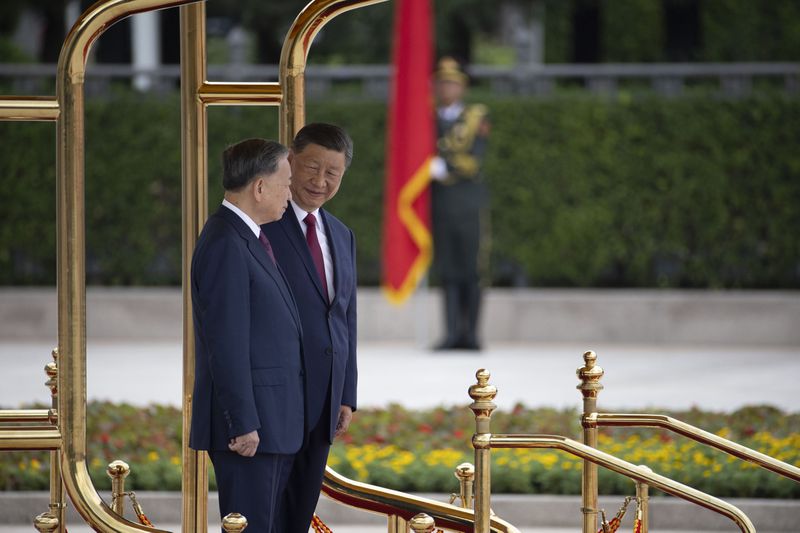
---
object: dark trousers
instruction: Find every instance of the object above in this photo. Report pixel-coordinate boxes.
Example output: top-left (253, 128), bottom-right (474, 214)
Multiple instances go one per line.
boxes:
top-left (278, 395), bottom-right (332, 533)
top-left (441, 281), bottom-right (482, 348)
top-left (209, 449), bottom-right (294, 533)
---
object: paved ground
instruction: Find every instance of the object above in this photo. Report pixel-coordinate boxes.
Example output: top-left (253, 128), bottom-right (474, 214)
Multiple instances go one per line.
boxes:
top-left (1, 340), bottom-right (798, 411)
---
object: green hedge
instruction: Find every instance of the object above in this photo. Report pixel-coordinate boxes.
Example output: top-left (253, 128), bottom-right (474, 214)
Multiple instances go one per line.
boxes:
top-left (1, 89), bottom-right (799, 287)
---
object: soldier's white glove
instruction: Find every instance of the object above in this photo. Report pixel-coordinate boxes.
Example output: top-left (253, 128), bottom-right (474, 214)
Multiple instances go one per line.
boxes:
top-left (430, 156), bottom-right (448, 181)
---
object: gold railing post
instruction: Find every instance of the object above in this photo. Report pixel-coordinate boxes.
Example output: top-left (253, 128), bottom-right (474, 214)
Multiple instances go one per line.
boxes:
top-left (469, 369), bottom-right (498, 533)
top-left (387, 515), bottom-right (408, 533)
top-left (409, 513), bottom-right (436, 533)
top-left (454, 462), bottom-right (475, 509)
top-left (577, 351), bottom-right (604, 533)
top-left (636, 466), bottom-right (651, 533)
top-left (107, 460), bottom-right (130, 516)
top-left (34, 512), bottom-right (60, 533)
top-left (45, 348), bottom-right (66, 532)
top-left (221, 513), bottom-right (247, 532)
top-left (180, 3), bottom-right (209, 533)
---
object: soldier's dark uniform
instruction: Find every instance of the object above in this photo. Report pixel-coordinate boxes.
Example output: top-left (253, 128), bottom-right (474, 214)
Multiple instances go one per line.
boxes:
top-left (432, 97), bottom-right (489, 350)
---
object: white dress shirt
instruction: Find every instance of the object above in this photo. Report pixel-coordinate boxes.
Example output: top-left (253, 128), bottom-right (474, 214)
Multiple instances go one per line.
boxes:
top-left (222, 199), bottom-right (261, 238)
top-left (290, 200), bottom-right (335, 301)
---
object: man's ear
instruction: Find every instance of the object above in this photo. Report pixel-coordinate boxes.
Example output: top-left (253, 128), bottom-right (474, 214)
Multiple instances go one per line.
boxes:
top-left (287, 150), bottom-right (294, 164)
top-left (253, 176), bottom-right (265, 200)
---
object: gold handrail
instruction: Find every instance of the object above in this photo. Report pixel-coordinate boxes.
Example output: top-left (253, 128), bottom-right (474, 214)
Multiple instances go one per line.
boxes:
top-left (278, 0), bottom-right (388, 143)
top-left (489, 434), bottom-right (756, 533)
top-left (0, 97), bottom-right (59, 121)
top-left (57, 1), bottom-right (199, 532)
top-left (0, 429), bottom-right (62, 450)
top-left (322, 466), bottom-right (521, 533)
top-left (0, 410), bottom-right (52, 423)
top-left (593, 412), bottom-right (800, 483)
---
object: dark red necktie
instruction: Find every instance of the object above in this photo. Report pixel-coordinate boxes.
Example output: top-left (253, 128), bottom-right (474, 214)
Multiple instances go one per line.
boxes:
top-left (258, 230), bottom-right (276, 265)
top-left (303, 213), bottom-right (329, 302)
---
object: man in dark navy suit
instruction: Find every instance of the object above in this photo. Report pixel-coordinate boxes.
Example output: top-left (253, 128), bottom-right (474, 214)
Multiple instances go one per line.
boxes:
top-left (262, 123), bottom-right (358, 533)
top-left (189, 138), bottom-right (302, 532)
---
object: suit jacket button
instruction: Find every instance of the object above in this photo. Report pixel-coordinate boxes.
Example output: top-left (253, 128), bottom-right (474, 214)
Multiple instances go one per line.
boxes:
top-left (325, 347), bottom-right (332, 356)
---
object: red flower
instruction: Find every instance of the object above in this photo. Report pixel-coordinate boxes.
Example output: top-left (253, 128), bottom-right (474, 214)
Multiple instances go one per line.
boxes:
top-left (418, 423), bottom-right (433, 434)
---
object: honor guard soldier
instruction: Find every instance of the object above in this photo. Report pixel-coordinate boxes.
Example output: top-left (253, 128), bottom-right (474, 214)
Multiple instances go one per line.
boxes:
top-left (431, 57), bottom-right (490, 351)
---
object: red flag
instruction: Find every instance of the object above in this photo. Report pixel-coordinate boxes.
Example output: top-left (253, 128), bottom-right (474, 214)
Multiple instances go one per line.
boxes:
top-left (381, 0), bottom-right (434, 304)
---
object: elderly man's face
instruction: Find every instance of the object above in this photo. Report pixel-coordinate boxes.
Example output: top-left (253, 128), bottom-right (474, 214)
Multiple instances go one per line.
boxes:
top-left (288, 143), bottom-right (346, 212)
top-left (436, 79), bottom-right (465, 106)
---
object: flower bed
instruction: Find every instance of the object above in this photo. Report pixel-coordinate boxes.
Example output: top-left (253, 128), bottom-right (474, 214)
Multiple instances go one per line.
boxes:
top-left (1, 402), bottom-right (797, 498)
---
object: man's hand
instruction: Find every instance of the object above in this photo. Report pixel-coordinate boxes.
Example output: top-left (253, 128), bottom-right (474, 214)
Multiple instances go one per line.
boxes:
top-left (335, 405), bottom-right (353, 439)
top-left (228, 430), bottom-right (259, 457)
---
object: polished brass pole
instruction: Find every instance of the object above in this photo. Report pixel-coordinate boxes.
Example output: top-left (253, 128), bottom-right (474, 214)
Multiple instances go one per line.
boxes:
top-left (56, 1), bottom-right (190, 531)
top-left (454, 463), bottom-right (475, 509)
top-left (469, 369), bottom-right (498, 533)
top-left (576, 351), bottom-right (603, 533)
top-left (278, 0), bottom-right (388, 144)
top-left (46, 349), bottom-right (66, 532)
top-left (108, 460), bottom-right (131, 516)
top-left (0, 97), bottom-right (59, 121)
top-left (636, 466), bottom-right (651, 533)
top-left (179, 4), bottom-right (208, 533)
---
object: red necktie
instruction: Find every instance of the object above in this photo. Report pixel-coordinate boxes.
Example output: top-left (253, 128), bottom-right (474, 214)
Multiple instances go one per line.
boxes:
top-left (304, 213), bottom-right (329, 302)
top-left (258, 230), bottom-right (276, 265)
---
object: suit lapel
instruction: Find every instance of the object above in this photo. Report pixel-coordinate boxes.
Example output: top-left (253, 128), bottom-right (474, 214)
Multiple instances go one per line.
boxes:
top-left (320, 210), bottom-right (342, 305)
top-left (218, 206), bottom-right (302, 330)
top-left (279, 208), bottom-right (330, 306)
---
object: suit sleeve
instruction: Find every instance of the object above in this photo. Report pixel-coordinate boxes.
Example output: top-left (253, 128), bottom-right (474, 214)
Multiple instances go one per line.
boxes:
top-left (341, 228), bottom-right (358, 411)
top-left (193, 235), bottom-right (260, 438)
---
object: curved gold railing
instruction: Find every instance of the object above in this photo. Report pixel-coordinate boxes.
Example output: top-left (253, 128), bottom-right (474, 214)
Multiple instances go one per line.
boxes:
top-left (467, 368), bottom-right (769, 533)
top-left (279, 0), bottom-right (388, 142)
top-left (489, 434), bottom-right (755, 533)
top-left (322, 466), bottom-right (521, 533)
top-left (592, 412), bottom-right (800, 483)
top-left (57, 2), bottom-right (200, 531)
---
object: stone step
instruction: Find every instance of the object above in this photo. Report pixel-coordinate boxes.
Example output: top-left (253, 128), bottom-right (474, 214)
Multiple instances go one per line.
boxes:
top-left (1, 492), bottom-right (798, 531)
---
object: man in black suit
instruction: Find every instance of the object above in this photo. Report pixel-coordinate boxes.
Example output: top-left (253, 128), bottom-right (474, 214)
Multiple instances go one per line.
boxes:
top-left (189, 138), bottom-right (302, 532)
top-left (262, 123), bottom-right (358, 533)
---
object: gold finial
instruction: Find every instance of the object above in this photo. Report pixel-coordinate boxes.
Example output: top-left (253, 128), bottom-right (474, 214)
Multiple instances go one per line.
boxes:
top-left (44, 362), bottom-right (58, 394)
top-left (576, 350), bottom-right (604, 397)
top-left (107, 460), bottom-right (130, 480)
top-left (222, 513), bottom-right (248, 532)
top-left (454, 462), bottom-right (475, 481)
top-left (51, 347), bottom-right (59, 362)
top-left (468, 369), bottom-right (498, 406)
top-left (33, 512), bottom-right (59, 532)
top-left (409, 513), bottom-right (436, 533)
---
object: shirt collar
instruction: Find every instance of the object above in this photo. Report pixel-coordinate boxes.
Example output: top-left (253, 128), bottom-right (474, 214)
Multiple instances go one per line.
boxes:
top-left (222, 199), bottom-right (261, 238)
top-left (438, 102), bottom-right (464, 121)
top-left (290, 200), bottom-right (321, 228)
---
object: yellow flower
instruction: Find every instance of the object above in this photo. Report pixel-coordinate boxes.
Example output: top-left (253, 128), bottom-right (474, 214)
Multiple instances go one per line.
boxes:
top-left (147, 451), bottom-right (159, 462)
